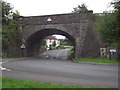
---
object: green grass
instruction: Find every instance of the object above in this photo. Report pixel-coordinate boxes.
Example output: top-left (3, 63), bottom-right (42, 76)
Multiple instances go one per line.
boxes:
top-left (0, 57), bottom-right (20, 59)
top-left (50, 46), bottom-right (56, 50)
top-left (2, 77), bottom-right (116, 90)
top-left (75, 57), bottom-right (119, 64)
top-left (2, 77), bottom-right (94, 88)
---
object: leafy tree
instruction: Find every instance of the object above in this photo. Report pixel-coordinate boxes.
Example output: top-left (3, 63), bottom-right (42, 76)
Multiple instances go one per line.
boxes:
top-left (72, 4), bottom-right (95, 21)
top-left (112, 0), bottom-right (120, 44)
top-left (2, 0), bottom-right (21, 56)
top-left (95, 0), bottom-right (120, 45)
top-left (111, 0), bottom-right (120, 59)
top-left (72, 3), bottom-right (88, 13)
top-left (2, 0), bottom-right (20, 26)
top-left (60, 38), bottom-right (71, 46)
top-left (2, 0), bottom-right (13, 24)
top-left (52, 40), bottom-right (56, 47)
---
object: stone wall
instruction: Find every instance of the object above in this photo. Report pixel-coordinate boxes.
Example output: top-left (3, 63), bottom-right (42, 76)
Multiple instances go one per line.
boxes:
top-left (80, 21), bottom-right (101, 58)
top-left (20, 12), bottom-right (86, 25)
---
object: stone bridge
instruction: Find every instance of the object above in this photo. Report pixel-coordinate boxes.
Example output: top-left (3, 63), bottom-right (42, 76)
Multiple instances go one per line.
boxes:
top-left (18, 11), bottom-right (101, 58)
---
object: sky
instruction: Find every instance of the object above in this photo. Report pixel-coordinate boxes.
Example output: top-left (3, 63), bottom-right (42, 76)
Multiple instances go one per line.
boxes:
top-left (6, 0), bottom-right (113, 39)
top-left (6, 0), bottom-right (113, 16)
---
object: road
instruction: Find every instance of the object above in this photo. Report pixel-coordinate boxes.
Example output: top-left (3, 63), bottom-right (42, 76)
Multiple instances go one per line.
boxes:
top-left (2, 49), bottom-right (118, 88)
top-left (39, 48), bottom-right (70, 60)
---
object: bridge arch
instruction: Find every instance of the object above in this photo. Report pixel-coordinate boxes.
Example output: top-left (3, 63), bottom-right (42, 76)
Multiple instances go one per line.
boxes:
top-left (26, 28), bottom-right (76, 57)
top-left (18, 12), bottom-right (101, 58)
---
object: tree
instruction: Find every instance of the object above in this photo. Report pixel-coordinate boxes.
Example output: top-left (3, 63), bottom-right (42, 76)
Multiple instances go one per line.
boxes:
top-left (2, 0), bottom-right (21, 56)
top-left (52, 40), bottom-right (56, 47)
top-left (72, 4), bottom-right (95, 21)
top-left (72, 3), bottom-right (88, 13)
top-left (1, 0), bottom-right (20, 25)
top-left (95, 0), bottom-right (120, 45)
top-left (112, 0), bottom-right (120, 44)
top-left (2, 0), bottom-right (13, 24)
top-left (60, 38), bottom-right (71, 46)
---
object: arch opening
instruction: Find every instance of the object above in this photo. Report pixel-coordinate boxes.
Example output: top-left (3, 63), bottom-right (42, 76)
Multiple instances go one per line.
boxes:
top-left (26, 28), bottom-right (76, 59)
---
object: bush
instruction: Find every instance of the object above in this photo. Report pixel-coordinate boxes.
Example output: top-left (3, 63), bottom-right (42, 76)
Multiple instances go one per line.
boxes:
top-left (68, 47), bottom-right (74, 59)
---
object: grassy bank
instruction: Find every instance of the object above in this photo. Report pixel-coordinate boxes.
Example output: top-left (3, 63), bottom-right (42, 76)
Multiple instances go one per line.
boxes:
top-left (0, 57), bottom-right (20, 59)
top-left (2, 77), bottom-right (115, 89)
top-left (2, 77), bottom-right (94, 88)
top-left (75, 57), bottom-right (119, 64)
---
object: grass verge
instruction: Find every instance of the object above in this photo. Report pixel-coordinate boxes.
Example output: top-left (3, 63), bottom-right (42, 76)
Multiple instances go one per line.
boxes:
top-left (2, 77), bottom-right (92, 88)
top-left (0, 57), bottom-right (20, 59)
top-left (75, 57), bottom-right (119, 64)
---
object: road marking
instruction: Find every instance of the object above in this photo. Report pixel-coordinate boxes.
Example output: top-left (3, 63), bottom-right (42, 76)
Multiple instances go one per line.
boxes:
top-left (0, 62), bottom-right (10, 71)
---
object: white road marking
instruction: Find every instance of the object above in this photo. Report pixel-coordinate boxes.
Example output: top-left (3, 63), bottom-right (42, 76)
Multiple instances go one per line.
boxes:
top-left (0, 61), bottom-right (10, 71)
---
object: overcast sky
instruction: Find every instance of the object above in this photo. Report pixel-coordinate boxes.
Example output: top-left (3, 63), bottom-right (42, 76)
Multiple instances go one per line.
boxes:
top-left (6, 0), bottom-right (113, 39)
top-left (7, 0), bottom-right (113, 16)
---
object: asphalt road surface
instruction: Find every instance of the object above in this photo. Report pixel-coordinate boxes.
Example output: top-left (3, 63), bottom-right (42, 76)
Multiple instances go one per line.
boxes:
top-left (39, 48), bottom-right (70, 60)
top-left (2, 49), bottom-right (119, 88)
